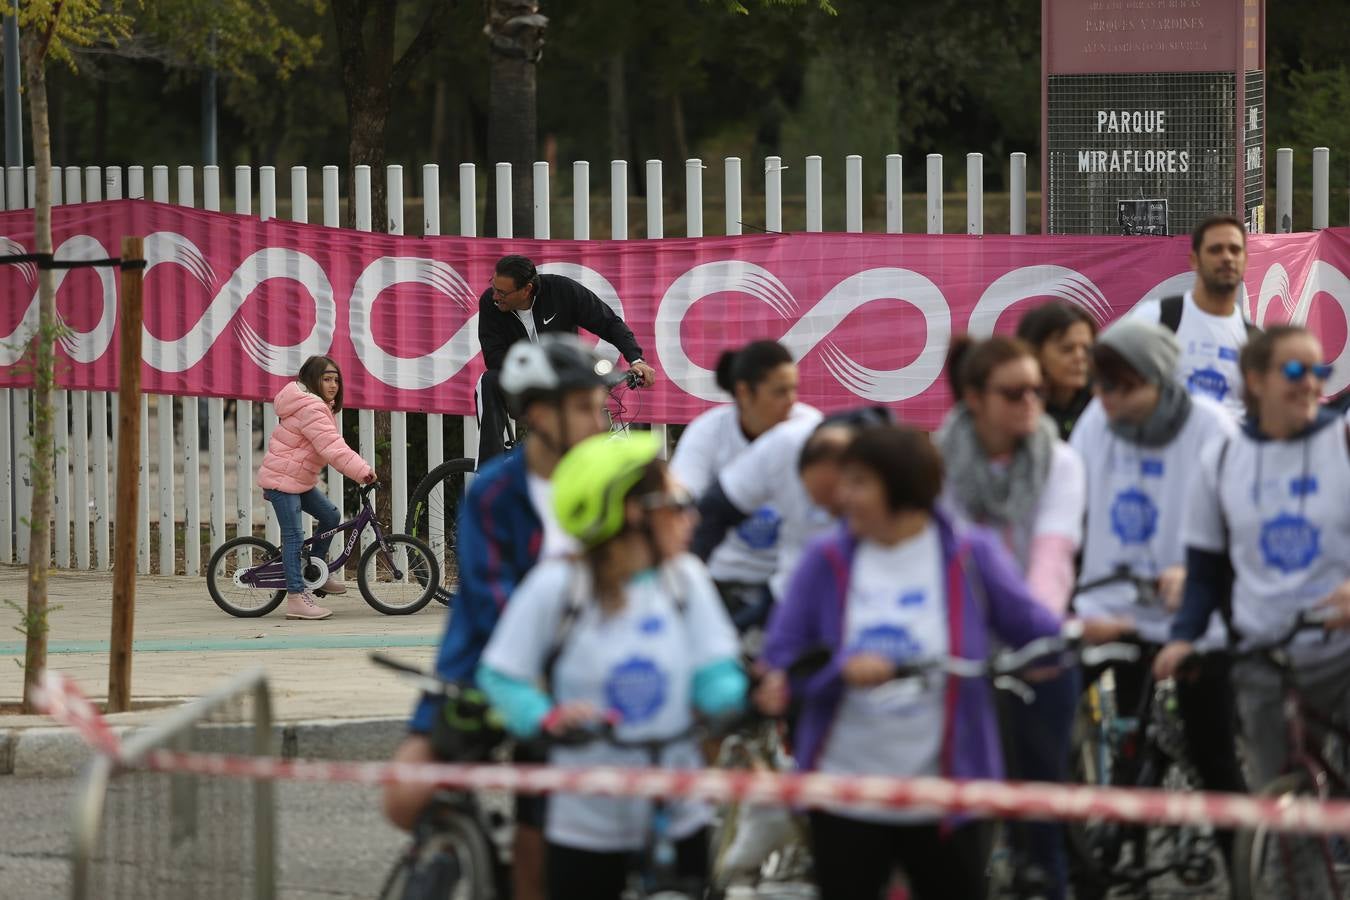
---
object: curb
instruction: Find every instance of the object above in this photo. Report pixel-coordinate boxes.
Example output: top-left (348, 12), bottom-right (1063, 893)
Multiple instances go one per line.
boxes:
top-left (0, 716), bottom-right (408, 778)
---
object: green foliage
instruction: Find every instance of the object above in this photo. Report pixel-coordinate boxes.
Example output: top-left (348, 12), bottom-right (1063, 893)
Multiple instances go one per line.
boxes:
top-left (5, 0), bottom-right (133, 70)
top-left (134, 0), bottom-right (326, 81)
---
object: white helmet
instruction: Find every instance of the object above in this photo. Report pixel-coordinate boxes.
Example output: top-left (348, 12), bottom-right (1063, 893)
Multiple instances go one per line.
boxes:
top-left (499, 334), bottom-right (620, 416)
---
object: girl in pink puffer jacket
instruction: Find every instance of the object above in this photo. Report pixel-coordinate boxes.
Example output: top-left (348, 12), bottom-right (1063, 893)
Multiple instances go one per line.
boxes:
top-left (258, 356), bottom-right (376, 620)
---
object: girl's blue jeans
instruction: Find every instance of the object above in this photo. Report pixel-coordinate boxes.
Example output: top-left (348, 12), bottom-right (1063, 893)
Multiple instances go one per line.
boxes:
top-left (263, 487), bottom-right (340, 593)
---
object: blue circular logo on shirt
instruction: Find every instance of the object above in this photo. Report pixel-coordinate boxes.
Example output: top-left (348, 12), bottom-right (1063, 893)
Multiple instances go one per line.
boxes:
top-left (1186, 367), bottom-right (1230, 401)
top-left (1260, 513), bottom-right (1321, 574)
top-left (852, 624), bottom-right (922, 663)
top-left (1110, 488), bottom-right (1158, 545)
top-left (735, 506), bottom-right (783, 550)
top-left (604, 657), bottom-right (667, 723)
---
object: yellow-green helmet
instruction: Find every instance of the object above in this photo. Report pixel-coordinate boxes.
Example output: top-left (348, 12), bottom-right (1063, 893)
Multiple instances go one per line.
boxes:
top-left (552, 432), bottom-right (663, 547)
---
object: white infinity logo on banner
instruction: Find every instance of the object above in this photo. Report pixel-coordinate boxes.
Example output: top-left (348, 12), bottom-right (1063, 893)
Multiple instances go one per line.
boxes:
top-left (1, 235), bottom-right (117, 366)
top-left (143, 232), bottom-right (337, 376)
top-left (968, 265), bottom-right (1113, 337)
top-left (655, 261), bottom-right (951, 403)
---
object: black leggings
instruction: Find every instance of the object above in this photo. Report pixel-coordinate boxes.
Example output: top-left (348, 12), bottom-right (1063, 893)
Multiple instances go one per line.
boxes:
top-left (808, 811), bottom-right (990, 900)
top-left (545, 828), bottom-right (708, 900)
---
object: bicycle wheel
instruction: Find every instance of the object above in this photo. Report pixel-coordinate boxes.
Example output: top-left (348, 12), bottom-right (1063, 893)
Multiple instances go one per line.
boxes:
top-left (1066, 690), bottom-right (1124, 887)
top-left (358, 534), bottom-right (440, 615)
top-left (206, 536), bottom-right (286, 618)
top-left (405, 458), bottom-right (475, 603)
top-left (1233, 770), bottom-right (1350, 900)
top-left (378, 812), bottom-right (496, 900)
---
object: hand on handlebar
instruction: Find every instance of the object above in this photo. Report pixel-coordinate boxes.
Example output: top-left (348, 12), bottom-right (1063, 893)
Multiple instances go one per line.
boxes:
top-left (1152, 640), bottom-right (1194, 680)
top-left (1158, 565), bottom-right (1186, 612)
top-left (541, 701), bottom-right (610, 737)
top-left (363, 472), bottom-right (378, 485)
top-left (752, 668), bottom-right (789, 717)
top-left (1315, 580), bottom-right (1350, 630)
top-left (842, 652), bottom-right (896, 688)
top-left (628, 360), bottom-right (657, 387)
top-left (1071, 616), bottom-right (1136, 645)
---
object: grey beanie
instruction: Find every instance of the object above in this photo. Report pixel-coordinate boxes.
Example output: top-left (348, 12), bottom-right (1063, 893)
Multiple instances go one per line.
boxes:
top-left (1097, 319), bottom-right (1180, 386)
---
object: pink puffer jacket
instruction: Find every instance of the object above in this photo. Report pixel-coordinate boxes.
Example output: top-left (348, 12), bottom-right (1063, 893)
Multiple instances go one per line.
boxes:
top-left (258, 382), bottom-right (374, 494)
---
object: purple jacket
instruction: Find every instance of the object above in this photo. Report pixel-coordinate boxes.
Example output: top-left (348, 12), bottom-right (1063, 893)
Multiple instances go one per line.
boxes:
top-left (762, 510), bottom-right (1062, 781)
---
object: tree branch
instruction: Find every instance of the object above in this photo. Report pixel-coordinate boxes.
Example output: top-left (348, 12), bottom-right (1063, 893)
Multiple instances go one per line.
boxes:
top-left (389, 1), bottom-right (455, 90)
top-left (35, 0), bottom-right (67, 64)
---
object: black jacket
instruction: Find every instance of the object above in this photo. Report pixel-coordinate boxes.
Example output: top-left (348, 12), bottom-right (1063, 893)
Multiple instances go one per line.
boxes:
top-left (477, 273), bottom-right (644, 370)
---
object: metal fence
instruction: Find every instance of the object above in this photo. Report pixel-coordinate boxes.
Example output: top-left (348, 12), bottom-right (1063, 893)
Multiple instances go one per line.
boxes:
top-left (70, 668), bottom-right (276, 900)
top-left (0, 148), bottom-right (1344, 574)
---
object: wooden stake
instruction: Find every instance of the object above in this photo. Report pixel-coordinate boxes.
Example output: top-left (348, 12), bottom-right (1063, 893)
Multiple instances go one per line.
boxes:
top-left (109, 237), bottom-right (144, 713)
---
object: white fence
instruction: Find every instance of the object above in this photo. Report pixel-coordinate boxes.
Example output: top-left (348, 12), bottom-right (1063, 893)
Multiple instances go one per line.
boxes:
top-left (0, 148), bottom-right (1343, 573)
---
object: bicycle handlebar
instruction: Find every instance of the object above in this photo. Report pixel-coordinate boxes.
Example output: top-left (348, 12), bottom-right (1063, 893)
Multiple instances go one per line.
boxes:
top-left (1073, 564), bottom-right (1162, 607)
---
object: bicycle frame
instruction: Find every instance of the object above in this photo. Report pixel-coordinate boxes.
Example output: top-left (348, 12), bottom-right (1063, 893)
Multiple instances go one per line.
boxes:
top-left (241, 489), bottom-right (390, 590)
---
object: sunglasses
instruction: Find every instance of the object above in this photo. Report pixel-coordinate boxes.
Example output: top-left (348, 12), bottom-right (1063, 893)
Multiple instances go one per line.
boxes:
top-left (987, 383), bottom-right (1046, 403)
top-left (637, 488), bottom-right (697, 513)
top-left (1280, 360), bottom-right (1334, 382)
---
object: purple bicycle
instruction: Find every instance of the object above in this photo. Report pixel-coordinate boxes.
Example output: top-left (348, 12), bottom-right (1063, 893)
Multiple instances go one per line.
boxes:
top-left (206, 483), bottom-right (440, 617)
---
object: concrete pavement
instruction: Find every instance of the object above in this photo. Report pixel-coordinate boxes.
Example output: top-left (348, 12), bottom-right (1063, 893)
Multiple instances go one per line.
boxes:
top-left (0, 564), bottom-right (448, 776)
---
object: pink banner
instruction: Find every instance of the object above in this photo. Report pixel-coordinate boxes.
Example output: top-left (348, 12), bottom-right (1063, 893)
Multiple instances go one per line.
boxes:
top-left (3, 200), bottom-right (1349, 428)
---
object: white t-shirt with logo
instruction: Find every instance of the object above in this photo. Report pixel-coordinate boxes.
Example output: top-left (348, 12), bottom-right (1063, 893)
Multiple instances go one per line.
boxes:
top-left (481, 554), bottom-right (739, 851)
top-left (718, 416), bottom-right (838, 600)
top-left (1183, 419), bottom-right (1350, 666)
top-left (1071, 396), bottom-right (1236, 643)
top-left (940, 440), bottom-right (1086, 570)
top-left (1131, 291), bottom-right (1250, 418)
top-left (525, 471), bottom-right (580, 559)
top-left (818, 525), bottom-right (947, 823)
top-left (671, 403), bottom-right (821, 584)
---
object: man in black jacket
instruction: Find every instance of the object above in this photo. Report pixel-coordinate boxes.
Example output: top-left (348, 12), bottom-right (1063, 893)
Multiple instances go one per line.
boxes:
top-left (475, 254), bottom-right (655, 462)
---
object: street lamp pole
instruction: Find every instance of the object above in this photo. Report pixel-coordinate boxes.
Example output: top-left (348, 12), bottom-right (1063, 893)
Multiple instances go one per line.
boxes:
top-left (3, 0), bottom-right (23, 169)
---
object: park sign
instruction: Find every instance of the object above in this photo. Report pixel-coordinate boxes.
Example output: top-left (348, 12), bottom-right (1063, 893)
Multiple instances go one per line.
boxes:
top-left (1042, 0), bottom-right (1265, 236)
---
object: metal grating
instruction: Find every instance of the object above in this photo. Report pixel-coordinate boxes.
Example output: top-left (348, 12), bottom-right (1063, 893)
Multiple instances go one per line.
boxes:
top-left (1047, 72), bottom-right (1241, 236)
top-left (1243, 70), bottom-right (1266, 232)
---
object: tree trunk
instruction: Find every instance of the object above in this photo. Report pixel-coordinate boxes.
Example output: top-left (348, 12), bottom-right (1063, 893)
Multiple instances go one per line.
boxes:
top-left (344, 86), bottom-right (389, 232)
top-left (20, 41), bottom-right (55, 714)
top-left (607, 52), bottom-right (629, 164)
top-left (485, 0), bottom-right (546, 236)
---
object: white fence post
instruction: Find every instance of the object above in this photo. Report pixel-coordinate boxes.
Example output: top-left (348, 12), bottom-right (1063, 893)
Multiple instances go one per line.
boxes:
top-left (260, 166), bottom-right (280, 547)
top-left (846, 155), bottom-right (863, 233)
top-left (152, 169), bottom-right (175, 574)
top-left (1312, 147), bottom-right (1329, 230)
top-left (495, 162), bottom-right (512, 238)
top-left (573, 161), bottom-right (590, 240)
top-left (1010, 152), bottom-right (1027, 236)
top-left (645, 160), bottom-right (668, 457)
top-left (233, 166), bottom-right (255, 549)
top-left (886, 154), bottom-right (903, 234)
top-left (685, 159), bottom-right (703, 239)
top-left (422, 163), bottom-right (446, 561)
top-left (387, 164), bottom-right (409, 544)
top-left (927, 154), bottom-right (943, 234)
top-left (52, 169), bottom-right (73, 568)
top-left (533, 160), bottom-right (550, 239)
top-left (805, 156), bottom-right (822, 233)
top-left (201, 166), bottom-right (227, 559)
top-left (320, 165), bottom-right (345, 530)
top-left (0, 169), bottom-right (15, 563)
top-left (765, 156), bottom-right (783, 234)
top-left (1276, 147), bottom-right (1293, 234)
top-left (967, 153), bottom-right (984, 235)
top-left (177, 165), bottom-right (202, 575)
top-left (611, 160), bottom-right (628, 239)
top-left (353, 165), bottom-right (375, 552)
top-left (725, 158), bottom-right (742, 236)
top-left (87, 165), bottom-right (110, 568)
top-left (459, 163), bottom-right (480, 465)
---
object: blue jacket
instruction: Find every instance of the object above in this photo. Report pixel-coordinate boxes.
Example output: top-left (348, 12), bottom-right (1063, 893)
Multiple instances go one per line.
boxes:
top-left (409, 448), bottom-right (543, 733)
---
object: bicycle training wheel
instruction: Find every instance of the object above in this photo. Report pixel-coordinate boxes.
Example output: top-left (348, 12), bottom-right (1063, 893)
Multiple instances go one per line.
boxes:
top-left (206, 536), bottom-right (286, 618)
top-left (1233, 770), bottom-right (1350, 900)
top-left (357, 533), bottom-right (440, 615)
top-left (405, 458), bottom-right (475, 604)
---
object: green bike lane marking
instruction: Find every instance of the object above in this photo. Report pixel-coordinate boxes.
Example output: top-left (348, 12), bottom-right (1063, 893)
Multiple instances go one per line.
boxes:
top-left (0, 632), bottom-right (439, 656)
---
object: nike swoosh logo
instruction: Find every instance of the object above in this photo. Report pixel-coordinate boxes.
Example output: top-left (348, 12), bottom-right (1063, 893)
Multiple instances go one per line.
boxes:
top-left (541, 313), bottom-right (557, 325)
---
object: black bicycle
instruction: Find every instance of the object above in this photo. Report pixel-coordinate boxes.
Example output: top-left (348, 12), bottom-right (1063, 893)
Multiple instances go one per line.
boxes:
top-left (1067, 567), bottom-right (1226, 899)
top-left (404, 369), bottom-right (644, 604)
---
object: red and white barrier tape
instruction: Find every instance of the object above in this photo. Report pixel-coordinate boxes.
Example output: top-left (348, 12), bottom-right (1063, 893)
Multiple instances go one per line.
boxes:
top-left (37, 671), bottom-right (1350, 836)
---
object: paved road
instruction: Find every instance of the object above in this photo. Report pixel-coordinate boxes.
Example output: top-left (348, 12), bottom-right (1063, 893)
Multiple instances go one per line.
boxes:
top-left (0, 774), bottom-right (407, 900)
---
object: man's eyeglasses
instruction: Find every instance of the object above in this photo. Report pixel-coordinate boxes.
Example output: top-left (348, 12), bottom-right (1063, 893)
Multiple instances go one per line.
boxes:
top-left (1281, 360), bottom-right (1334, 382)
top-left (987, 383), bottom-right (1046, 403)
top-left (490, 282), bottom-right (528, 300)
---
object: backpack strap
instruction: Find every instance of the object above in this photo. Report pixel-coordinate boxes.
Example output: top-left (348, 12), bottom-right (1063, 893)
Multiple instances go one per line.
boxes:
top-left (542, 563), bottom-right (590, 693)
top-left (1159, 295), bottom-right (1184, 333)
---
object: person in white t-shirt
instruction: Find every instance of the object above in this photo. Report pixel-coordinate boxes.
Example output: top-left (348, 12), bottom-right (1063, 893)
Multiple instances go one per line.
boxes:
top-left (1130, 214), bottom-right (1256, 418)
top-left (1155, 325), bottom-right (1350, 790)
top-left (691, 407), bottom-right (892, 611)
top-left (478, 433), bottom-right (744, 900)
top-left (1070, 320), bottom-right (1247, 860)
top-left (935, 333), bottom-right (1085, 900)
top-left (671, 340), bottom-right (819, 624)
